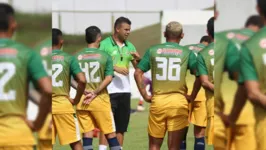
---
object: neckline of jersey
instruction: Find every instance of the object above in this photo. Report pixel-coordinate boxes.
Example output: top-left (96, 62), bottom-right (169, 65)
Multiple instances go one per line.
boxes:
top-left (52, 49), bottom-right (62, 53)
top-left (109, 35), bottom-right (129, 47)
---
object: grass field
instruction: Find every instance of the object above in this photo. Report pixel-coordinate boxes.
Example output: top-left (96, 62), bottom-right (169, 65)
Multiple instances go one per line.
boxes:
top-left (53, 98), bottom-right (214, 150)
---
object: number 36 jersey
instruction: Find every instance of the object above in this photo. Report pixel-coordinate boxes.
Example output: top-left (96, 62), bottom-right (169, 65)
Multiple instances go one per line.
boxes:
top-left (137, 42), bottom-right (197, 95)
top-left (52, 49), bottom-right (82, 114)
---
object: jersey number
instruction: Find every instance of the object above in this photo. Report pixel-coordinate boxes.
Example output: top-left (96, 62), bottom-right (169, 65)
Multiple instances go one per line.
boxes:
top-left (0, 63), bottom-right (16, 101)
top-left (79, 62), bottom-right (100, 83)
top-left (155, 57), bottom-right (181, 81)
top-left (52, 64), bottom-right (63, 87)
top-left (211, 58), bottom-right (214, 77)
top-left (263, 53), bottom-right (266, 65)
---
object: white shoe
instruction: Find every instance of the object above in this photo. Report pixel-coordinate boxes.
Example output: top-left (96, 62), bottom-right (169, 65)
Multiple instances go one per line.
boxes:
top-left (137, 105), bottom-right (145, 111)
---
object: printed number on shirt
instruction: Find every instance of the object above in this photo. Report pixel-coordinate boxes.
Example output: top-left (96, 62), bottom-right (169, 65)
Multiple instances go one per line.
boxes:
top-left (211, 58), bottom-right (214, 77)
top-left (263, 53), bottom-right (266, 66)
top-left (0, 63), bottom-right (16, 101)
top-left (79, 62), bottom-right (100, 83)
top-left (155, 57), bottom-right (181, 81)
top-left (52, 64), bottom-right (63, 87)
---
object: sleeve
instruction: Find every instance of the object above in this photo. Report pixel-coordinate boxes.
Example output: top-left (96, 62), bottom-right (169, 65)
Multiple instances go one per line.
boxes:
top-left (28, 51), bottom-right (48, 82)
top-left (137, 49), bottom-right (150, 72)
top-left (188, 51), bottom-right (197, 75)
top-left (238, 44), bottom-right (258, 83)
top-left (225, 41), bottom-right (240, 80)
top-left (70, 56), bottom-right (82, 76)
top-left (105, 54), bottom-right (114, 76)
top-left (197, 52), bottom-right (208, 75)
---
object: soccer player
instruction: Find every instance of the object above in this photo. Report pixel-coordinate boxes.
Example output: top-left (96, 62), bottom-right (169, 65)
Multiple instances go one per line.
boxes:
top-left (135, 21), bottom-right (201, 150)
top-left (99, 17), bottom-right (141, 150)
top-left (74, 26), bottom-right (121, 150)
top-left (214, 15), bottom-right (264, 150)
top-left (180, 35), bottom-right (211, 150)
top-left (217, 0), bottom-right (266, 149)
top-left (0, 3), bottom-right (51, 149)
top-left (33, 39), bottom-right (52, 150)
top-left (197, 17), bottom-right (214, 147)
top-left (51, 28), bottom-right (86, 150)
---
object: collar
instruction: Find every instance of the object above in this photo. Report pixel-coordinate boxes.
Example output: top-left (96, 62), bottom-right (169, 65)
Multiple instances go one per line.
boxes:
top-left (110, 36), bottom-right (128, 46)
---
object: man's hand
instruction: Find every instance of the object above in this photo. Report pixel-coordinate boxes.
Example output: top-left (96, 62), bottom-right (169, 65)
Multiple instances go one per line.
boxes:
top-left (83, 91), bottom-right (97, 105)
top-left (114, 66), bottom-right (129, 75)
top-left (67, 97), bottom-right (75, 105)
top-left (185, 95), bottom-right (194, 103)
top-left (130, 52), bottom-right (141, 61)
top-left (143, 93), bottom-right (152, 103)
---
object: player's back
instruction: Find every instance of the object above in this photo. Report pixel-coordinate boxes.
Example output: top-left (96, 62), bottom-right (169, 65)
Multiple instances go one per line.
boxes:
top-left (0, 38), bottom-right (45, 146)
top-left (75, 48), bottom-right (113, 111)
top-left (149, 42), bottom-right (191, 95)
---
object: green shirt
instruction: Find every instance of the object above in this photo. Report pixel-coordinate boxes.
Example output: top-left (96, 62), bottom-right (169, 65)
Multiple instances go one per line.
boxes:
top-left (239, 27), bottom-right (266, 94)
top-left (75, 48), bottom-right (114, 93)
top-left (99, 36), bottom-right (136, 68)
top-left (137, 42), bottom-right (197, 95)
top-left (52, 50), bottom-right (82, 97)
top-left (0, 38), bottom-right (47, 116)
top-left (34, 39), bottom-right (52, 76)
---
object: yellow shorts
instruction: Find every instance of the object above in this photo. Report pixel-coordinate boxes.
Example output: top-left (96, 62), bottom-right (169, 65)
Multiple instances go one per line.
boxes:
top-left (38, 140), bottom-right (52, 150)
top-left (52, 113), bottom-right (81, 145)
top-left (0, 146), bottom-right (33, 150)
top-left (254, 108), bottom-right (266, 150)
top-left (214, 114), bottom-right (256, 150)
top-left (38, 114), bottom-right (52, 140)
top-left (189, 100), bottom-right (207, 127)
top-left (0, 116), bottom-right (35, 146)
top-left (206, 116), bottom-right (214, 145)
top-left (148, 94), bottom-right (189, 138)
top-left (76, 110), bottom-right (115, 134)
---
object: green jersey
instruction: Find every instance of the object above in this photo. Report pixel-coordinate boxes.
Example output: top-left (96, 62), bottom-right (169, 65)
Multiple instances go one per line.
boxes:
top-left (239, 27), bottom-right (266, 94)
top-left (75, 48), bottom-right (114, 93)
top-left (0, 38), bottom-right (47, 116)
top-left (185, 43), bottom-right (206, 56)
top-left (137, 42), bottom-right (197, 95)
top-left (197, 42), bottom-right (214, 99)
top-left (52, 50), bottom-right (82, 97)
top-left (34, 39), bottom-right (52, 76)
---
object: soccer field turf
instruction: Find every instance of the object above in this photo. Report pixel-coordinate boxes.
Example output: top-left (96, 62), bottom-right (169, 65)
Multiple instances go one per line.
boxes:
top-left (53, 99), bottom-right (214, 150)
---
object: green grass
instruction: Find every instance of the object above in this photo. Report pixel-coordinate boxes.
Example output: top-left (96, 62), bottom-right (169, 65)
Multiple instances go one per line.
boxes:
top-left (53, 99), bottom-right (214, 150)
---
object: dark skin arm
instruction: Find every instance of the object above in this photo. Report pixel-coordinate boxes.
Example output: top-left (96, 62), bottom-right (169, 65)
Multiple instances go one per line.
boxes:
top-left (199, 75), bottom-right (214, 92)
top-left (134, 68), bottom-right (151, 103)
top-left (245, 81), bottom-right (266, 109)
top-left (69, 72), bottom-right (86, 105)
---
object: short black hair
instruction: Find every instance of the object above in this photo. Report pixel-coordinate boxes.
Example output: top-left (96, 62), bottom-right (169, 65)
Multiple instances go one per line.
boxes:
top-left (200, 35), bottom-right (212, 44)
top-left (114, 17), bottom-right (131, 30)
top-left (52, 28), bottom-right (62, 46)
top-left (207, 17), bottom-right (214, 38)
top-left (0, 3), bottom-right (15, 31)
top-left (85, 26), bottom-right (101, 44)
top-left (258, 0), bottom-right (266, 17)
top-left (245, 15), bottom-right (264, 28)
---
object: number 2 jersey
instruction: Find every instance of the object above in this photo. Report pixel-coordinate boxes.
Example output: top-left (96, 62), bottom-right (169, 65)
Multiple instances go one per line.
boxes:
top-left (75, 48), bottom-right (114, 111)
top-left (137, 42), bottom-right (197, 96)
top-left (0, 38), bottom-right (48, 146)
top-left (52, 49), bottom-right (82, 114)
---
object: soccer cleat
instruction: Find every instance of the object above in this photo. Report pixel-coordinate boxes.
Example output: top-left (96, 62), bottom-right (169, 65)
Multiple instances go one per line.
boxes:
top-left (137, 105), bottom-right (145, 111)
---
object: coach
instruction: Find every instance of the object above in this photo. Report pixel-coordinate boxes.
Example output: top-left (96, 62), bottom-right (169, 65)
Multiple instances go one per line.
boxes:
top-left (99, 16), bottom-right (141, 150)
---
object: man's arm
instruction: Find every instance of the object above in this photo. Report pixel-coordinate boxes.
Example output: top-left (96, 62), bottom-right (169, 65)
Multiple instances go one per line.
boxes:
top-left (70, 57), bottom-right (86, 105)
top-left (134, 68), bottom-right (151, 102)
top-left (197, 53), bottom-right (214, 92)
top-left (188, 52), bottom-right (201, 101)
top-left (28, 51), bottom-right (52, 131)
top-left (131, 51), bottom-right (141, 69)
top-left (240, 45), bottom-right (266, 109)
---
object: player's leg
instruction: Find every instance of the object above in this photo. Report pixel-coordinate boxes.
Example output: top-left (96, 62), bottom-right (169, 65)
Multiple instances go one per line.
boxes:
top-left (53, 113), bottom-right (82, 150)
top-left (180, 126), bottom-right (189, 150)
top-left (99, 93), bottom-right (118, 150)
top-left (93, 110), bottom-right (121, 150)
top-left (115, 93), bottom-right (131, 147)
top-left (149, 135), bottom-right (164, 150)
top-left (168, 127), bottom-right (187, 150)
top-left (76, 110), bottom-right (96, 150)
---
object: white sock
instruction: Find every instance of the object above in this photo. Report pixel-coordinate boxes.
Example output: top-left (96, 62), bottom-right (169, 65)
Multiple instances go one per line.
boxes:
top-left (99, 145), bottom-right (107, 150)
